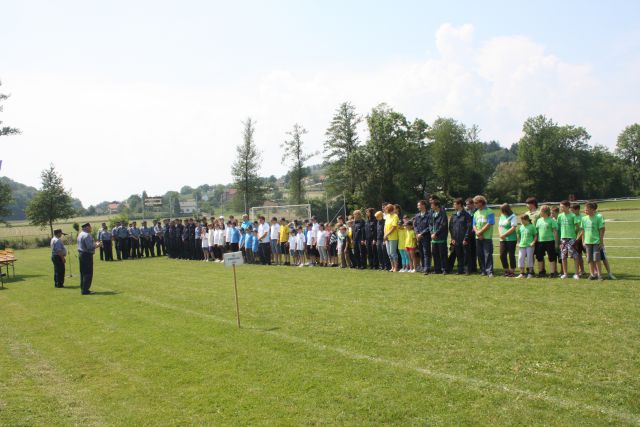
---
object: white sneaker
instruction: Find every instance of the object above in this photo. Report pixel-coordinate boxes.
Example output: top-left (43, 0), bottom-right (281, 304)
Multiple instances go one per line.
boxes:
top-left (560, 274), bottom-right (567, 279)
top-left (515, 274), bottom-right (524, 279)
top-left (298, 264), bottom-right (304, 267)
top-left (409, 269), bottom-right (416, 273)
top-left (573, 274), bottom-right (580, 280)
top-left (608, 273), bottom-right (616, 280)
top-left (526, 274), bottom-right (533, 279)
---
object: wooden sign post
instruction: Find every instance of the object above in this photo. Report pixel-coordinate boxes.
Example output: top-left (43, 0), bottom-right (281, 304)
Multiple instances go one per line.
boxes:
top-left (223, 251), bottom-right (244, 328)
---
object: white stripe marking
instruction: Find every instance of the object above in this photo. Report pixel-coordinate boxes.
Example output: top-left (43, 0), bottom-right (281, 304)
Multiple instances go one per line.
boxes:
top-left (105, 290), bottom-right (640, 424)
top-left (491, 254), bottom-right (640, 259)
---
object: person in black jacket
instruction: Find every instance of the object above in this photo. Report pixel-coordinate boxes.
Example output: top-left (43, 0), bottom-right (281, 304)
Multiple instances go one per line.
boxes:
top-left (375, 210), bottom-right (389, 270)
top-left (364, 208), bottom-right (378, 269)
top-left (351, 210), bottom-right (366, 269)
top-left (464, 197), bottom-right (479, 272)
top-left (448, 198), bottom-right (473, 274)
top-left (414, 200), bottom-right (431, 273)
top-left (429, 199), bottom-right (449, 274)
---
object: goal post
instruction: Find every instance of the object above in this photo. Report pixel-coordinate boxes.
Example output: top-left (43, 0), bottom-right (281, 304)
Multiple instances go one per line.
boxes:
top-left (250, 204), bottom-right (312, 222)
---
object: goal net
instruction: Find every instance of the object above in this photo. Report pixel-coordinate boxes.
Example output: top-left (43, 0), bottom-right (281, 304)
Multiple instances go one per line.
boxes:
top-left (250, 204), bottom-right (312, 222)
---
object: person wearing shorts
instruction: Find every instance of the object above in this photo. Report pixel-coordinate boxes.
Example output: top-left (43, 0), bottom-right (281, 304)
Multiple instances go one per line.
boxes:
top-left (534, 205), bottom-right (559, 278)
top-left (558, 200), bottom-right (580, 279)
top-left (288, 229), bottom-right (297, 266)
top-left (278, 218), bottom-right (290, 265)
top-left (580, 202), bottom-right (605, 280)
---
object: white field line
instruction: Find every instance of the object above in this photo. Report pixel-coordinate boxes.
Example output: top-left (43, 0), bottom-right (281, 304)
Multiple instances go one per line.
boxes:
top-left (605, 238), bottom-right (640, 240)
top-left (605, 220), bottom-right (640, 223)
top-left (106, 290), bottom-right (640, 425)
top-left (491, 254), bottom-right (640, 260)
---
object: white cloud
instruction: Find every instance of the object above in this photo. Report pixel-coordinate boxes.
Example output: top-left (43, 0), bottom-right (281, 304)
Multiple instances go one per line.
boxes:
top-left (3, 23), bottom-right (638, 206)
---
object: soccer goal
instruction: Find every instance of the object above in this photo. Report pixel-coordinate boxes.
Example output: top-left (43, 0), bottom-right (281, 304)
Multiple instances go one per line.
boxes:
top-left (250, 204), bottom-right (312, 222)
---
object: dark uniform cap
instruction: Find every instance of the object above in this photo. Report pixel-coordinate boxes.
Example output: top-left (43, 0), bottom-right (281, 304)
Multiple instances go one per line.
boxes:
top-left (53, 229), bottom-right (67, 235)
top-left (81, 222), bottom-right (91, 228)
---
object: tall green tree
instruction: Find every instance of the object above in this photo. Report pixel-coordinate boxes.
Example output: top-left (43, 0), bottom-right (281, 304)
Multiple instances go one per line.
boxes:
top-left (359, 104), bottom-right (418, 208)
top-left (323, 102), bottom-right (362, 206)
top-left (517, 115), bottom-right (590, 201)
top-left (0, 180), bottom-right (13, 224)
top-left (231, 117), bottom-right (263, 213)
top-left (616, 123), bottom-right (640, 192)
top-left (427, 118), bottom-right (468, 196)
top-left (0, 81), bottom-right (20, 137)
top-left (282, 123), bottom-right (313, 204)
top-left (25, 165), bottom-right (76, 237)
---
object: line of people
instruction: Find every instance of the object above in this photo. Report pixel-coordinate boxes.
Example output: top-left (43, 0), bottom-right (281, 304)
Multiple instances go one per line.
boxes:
top-left (96, 195), bottom-right (615, 281)
top-left (97, 220), bottom-right (165, 261)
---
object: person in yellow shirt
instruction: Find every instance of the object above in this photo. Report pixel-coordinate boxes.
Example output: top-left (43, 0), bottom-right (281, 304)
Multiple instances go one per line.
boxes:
top-left (405, 221), bottom-right (417, 273)
top-left (383, 204), bottom-right (400, 272)
top-left (278, 218), bottom-right (290, 265)
top-left (398, 220), bottom-right (407, 272)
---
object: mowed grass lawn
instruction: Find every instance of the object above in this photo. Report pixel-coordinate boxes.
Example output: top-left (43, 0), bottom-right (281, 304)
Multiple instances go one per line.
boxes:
top-left (2, 217), bottom-right (640, 425)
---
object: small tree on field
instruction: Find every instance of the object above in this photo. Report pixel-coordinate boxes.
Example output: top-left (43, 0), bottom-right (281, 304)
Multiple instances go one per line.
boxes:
top-left (26, 165), bottom-right (76, 237)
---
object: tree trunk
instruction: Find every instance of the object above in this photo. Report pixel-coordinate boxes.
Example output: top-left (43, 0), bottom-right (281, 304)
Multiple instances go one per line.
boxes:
top-left (49, 220), bottom-right (54, 238)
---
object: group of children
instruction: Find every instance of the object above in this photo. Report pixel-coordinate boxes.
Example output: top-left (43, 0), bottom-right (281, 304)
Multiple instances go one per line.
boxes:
top-left (505, 198), bottom-right (614, 280)
top-left (180, 195), bottom-right (614, 281)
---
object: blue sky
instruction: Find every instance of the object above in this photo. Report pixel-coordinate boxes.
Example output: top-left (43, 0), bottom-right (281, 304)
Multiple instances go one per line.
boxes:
top-left (2, 1), bottom-right (639, 205)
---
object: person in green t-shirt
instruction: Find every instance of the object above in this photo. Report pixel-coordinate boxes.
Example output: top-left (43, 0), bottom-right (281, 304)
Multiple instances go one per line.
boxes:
top-left (535, 205), bottom-right (559, 278)
top-left (472, 195), bottom-right (495, 277)
top-left (498, 203), bottom-right (517, 277)
top-left (516, 214), bottom-right (537, 278)
top-left (557, 200), bottom-right (580, 279)
top-left (579, 202), bottom-right (605, 280)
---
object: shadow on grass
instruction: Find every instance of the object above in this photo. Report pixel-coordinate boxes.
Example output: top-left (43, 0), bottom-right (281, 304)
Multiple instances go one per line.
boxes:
top-left (244, 326), bottom-right (281, 332)
top-left (607, 273), bottom-right (640, 281)
top-left (90, 290), bottom-right (121, 296)
top-left (0, 273), bottom-right (46, 283)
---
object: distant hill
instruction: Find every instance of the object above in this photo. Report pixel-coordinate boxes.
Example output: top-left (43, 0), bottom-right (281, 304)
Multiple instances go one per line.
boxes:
top-left (0, 176), bottom-right (84, 220)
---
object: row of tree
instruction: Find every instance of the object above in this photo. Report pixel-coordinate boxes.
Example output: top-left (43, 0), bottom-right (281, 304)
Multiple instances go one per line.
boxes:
top-left (232, 101), bottom-right (640, 210)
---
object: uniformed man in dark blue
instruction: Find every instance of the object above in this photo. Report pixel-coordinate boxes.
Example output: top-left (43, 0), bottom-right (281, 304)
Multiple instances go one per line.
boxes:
top-left (77, 223), bottom-right (100, 295)
top-left (181, 219), bottom-right (190, 259)
top-left (162, 219), bottom-right (176, 258)
top-left (140, 220), bottom-right (154, 257)
top-left (129, 221), bottom-right (141, 259)
top-left (414, 200), bottom-right (431, 274)
top-left (175, 219), bottom-right (184, 259)
top-left (115, 221), bottom-right (130, 260)
top-left (98, 222), bottom-right (113, 261)
top-left (50, 229), bottom-right (67, 288)
top-left (188, 218), bottom-right (196, 260)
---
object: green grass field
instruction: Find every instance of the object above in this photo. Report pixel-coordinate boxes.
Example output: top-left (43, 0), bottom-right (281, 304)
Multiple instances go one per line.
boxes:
top-left (1, 204), bottom-right (640, 425)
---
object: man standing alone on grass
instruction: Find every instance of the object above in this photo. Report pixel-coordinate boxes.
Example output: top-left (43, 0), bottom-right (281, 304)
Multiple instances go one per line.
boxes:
top-left (50, 229), bottom-right (67, 288)
top-left (78, 223), bottom-right (101, 295)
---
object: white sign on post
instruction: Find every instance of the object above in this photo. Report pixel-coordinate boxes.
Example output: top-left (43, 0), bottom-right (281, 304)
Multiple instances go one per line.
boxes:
top-left (223, 251), bottom-right (244, 268)
top-left (222, 251), bottom-right (244, 328)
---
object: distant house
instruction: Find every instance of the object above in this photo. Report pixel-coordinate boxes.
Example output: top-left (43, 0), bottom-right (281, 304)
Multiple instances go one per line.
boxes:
top-left (107, 202), bottom-right (121, 214)
top-left (180, 200), bottom-right (197, 214)
top-left (222, 188), bottom-right (237, 201)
